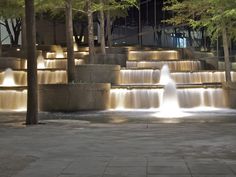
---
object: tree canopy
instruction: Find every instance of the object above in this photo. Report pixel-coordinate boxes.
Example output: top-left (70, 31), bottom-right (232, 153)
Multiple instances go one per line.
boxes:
top-left (164, 0), bottom-right (236, 40)
top-left (0, 0), bottom-right (24, 18)
top-left (165, 0), bottom-right (236, 82)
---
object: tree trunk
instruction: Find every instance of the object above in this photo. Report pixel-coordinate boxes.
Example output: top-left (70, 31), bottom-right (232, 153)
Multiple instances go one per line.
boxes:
top-left (87, 0), bottom-right (95, 63)
top-left (25, 0), bottom-right (38, 125)
top-left (73, 21), bottom-right (80, 45)
top-left (222, 25), bottom-right (231, 83)
top-left (106, 10), bottom-right (112, 48)
top-left (78, 23), bottom-right (85, 43)
top-left (4, 20), bottom-right (14, 46)
top-left (0, 28), bottom-right (2, 56)
top-left (188, 27), bottom-right (192, 47)
top-left (99, 0), bottom-right (106, 55)
top-left (21, 15), bottom-right (27, 57)
top-left (65, 0), bottom-right (75, 83)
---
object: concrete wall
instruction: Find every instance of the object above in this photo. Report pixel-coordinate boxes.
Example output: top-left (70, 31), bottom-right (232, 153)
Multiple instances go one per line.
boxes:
top-left (223, 82), bottom-right (236, 108)
top-left (75, 64), bottom-right (121, 84)
top-left (0, 57), bottom-right (26, 69)
top-left (94, 54), bottom-right (127, 67)
top-left (39, 83), bottom-right (110, 111)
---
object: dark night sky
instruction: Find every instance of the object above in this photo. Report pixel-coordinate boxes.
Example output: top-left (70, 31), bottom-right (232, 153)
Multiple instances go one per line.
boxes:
top-left (116, 0), bottom-right (165, 26)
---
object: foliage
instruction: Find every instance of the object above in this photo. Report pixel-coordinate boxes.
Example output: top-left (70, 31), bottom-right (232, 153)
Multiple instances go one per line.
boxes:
top-left (35, 0), bottom-right (137, 18)
top-left (164, 0), bottom-right (236, 40)
top-left (0, 0), bottom-right (24, 18)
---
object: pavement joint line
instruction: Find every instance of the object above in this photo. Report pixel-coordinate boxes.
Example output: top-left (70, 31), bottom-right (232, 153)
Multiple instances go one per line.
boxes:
top-left (146, 156), bottom-right (148, 177)
top-left (59, 160), bottom-right (73, 176)
top-left (184, 158), bottom-right (193, 177)
top-left (102, 156), bottom-right (113, 177)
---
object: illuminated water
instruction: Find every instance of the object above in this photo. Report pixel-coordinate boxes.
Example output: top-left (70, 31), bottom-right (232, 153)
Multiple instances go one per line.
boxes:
top-left (0, 89), bottom-right (27, 111)
top-left (159, 64), bottom-right (171, 85)
top-left (0, 70), bottom-right (67, 85)
top-left (126, 60), bottom-right (202, 71)
top-left (128, 50), bottom-right (180, 60)
top-left (1, 68), bottom-right (16, 86)
top-left (110, 87), bottom-right (226, 109)
top-left (120, 70), bottom-right (236, 84)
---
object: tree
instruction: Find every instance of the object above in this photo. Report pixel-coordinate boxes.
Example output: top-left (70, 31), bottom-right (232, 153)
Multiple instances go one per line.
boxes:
top-left (165, 0), bottom-right (236, 83)
top-left (0, 0), bottom-right (24, 46)
top-left (36, 0), bottom-right (76, 82)
top-left (99, 0), bottom-right (137, 52)
top-left (25, 0), bottom-right (38, 125)
top-left (65, 0), bottom-right (75, 82)
top-left (86, 0), bottom-right (96, 63)
top-left (99, 0), bottom-right (106, 55)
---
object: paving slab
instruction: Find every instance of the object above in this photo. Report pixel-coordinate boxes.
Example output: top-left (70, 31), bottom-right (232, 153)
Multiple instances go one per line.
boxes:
top-left (104, 166), bottom-right (146, 176)
top-left (187, 162), bottom-right (234, 175)
top-left (148, 165), bottom-right (190, 175)
top-left (0, 112), bottom-right (236, 177)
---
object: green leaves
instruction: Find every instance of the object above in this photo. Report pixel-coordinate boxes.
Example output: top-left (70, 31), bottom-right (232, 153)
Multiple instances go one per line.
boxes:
top-left (164, 0), bottom-right (236, 40)
top-left (0, 0), bottom-right (24, 18)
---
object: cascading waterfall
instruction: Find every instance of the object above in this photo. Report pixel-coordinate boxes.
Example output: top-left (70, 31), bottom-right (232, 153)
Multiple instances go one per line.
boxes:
top-left (44, 59), bottom-right (84, 69)
top-left (0, 70), bottom-right (67, 86)
top-left (111, 64), bottom-right (227, 110)
top-left (0, 49), bottom-right (231, 113)
top-left (120, 70), bottom-right (236, 85)
top-left (120, 69), bottom-right (160, 84)
top-left (110, 87), bottom-right (226, 109)
top-left (126, 60), bottom-right (202, 71)
top-left (0, 90), bottom-right (27, 111)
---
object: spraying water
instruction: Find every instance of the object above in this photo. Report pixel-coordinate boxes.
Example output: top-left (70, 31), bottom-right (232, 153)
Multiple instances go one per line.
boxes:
top-left (159, 64), bottom-right (172, 85)
top-left (37, 52), bottom-right (45, 69)
top-left (160, 79), bottom-right (179, 110)
top-left (155, 65), bottom-right (186, 118)
top-left (2, 68), bottom-right (16, 86)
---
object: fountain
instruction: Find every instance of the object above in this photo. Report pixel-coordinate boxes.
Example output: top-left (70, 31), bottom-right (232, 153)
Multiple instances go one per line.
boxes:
top-left (1, 68), bottom-right (16, 86)
top-left (110, 50), bottom-right (229, 113)
top-left (37, 52), bottom-right (46, 69)
top-left (73, 37), bottom-right (78, 51)
top-left (160, 79), bottom-right (179, 110)
top-left (54, 45), bottom-right (65, 58)
top-left (0, 48), bottom-right (234, 114)
top-left (159, 64), bottom-right (171, 85)
top-left (46, 45), bottom-right (65, 58)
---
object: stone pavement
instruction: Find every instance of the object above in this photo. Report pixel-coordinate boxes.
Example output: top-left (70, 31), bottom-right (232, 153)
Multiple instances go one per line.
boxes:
top-left (0, 112), bottom-right (236, 177)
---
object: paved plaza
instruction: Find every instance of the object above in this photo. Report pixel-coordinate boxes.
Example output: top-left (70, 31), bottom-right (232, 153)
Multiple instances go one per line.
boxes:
top-left (0, 112), bottom-right (236, 177)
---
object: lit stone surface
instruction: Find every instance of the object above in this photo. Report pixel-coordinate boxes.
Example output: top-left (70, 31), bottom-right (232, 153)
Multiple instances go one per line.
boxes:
top-left (126, 60), bottom-right (203, 71)
top-left (128, 50), bottom-right (181, 60)
top-left (0, 70), bottom-right (67, 86)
